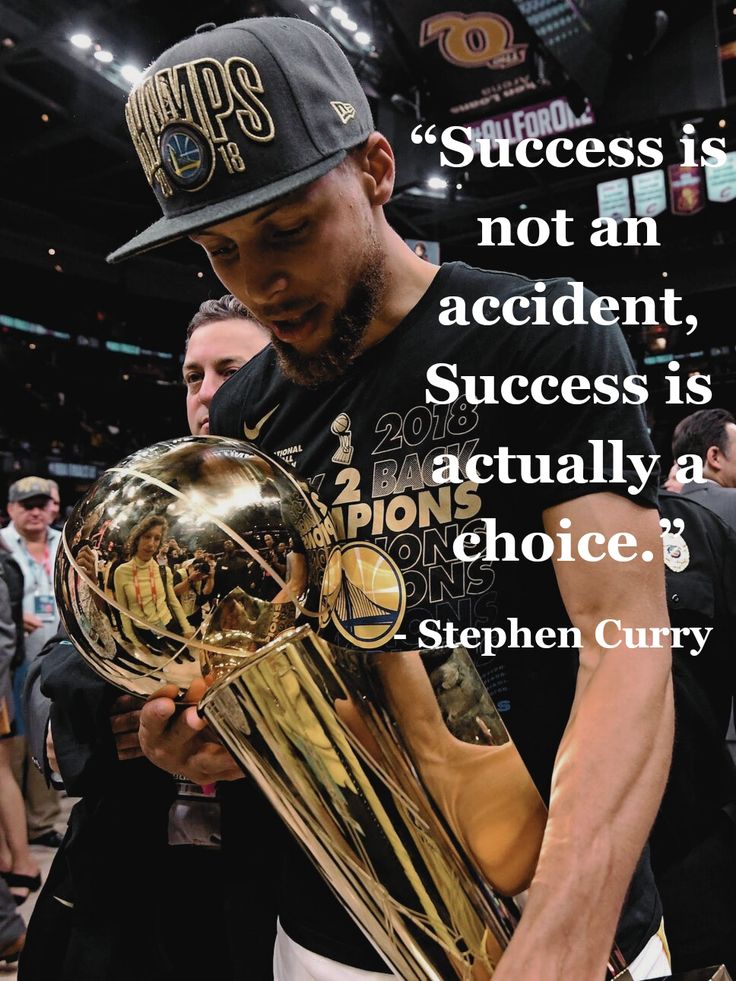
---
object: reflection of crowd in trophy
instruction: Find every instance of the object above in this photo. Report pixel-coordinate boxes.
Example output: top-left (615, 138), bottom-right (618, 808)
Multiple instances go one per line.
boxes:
top-left (77, 520), bottom-right (304, 661)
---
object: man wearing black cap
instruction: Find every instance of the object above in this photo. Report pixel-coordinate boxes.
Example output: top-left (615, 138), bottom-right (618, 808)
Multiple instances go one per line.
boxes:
top-left (111, 18), bottom-right (674, 980)
top-left (1, 476), bottom-right (62, 848)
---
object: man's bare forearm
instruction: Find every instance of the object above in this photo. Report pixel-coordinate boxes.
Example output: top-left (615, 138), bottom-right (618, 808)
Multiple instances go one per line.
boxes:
top-left (494, 648), bottom-right (673, 978)
top-left (492, 495), bottom-right (674, 979)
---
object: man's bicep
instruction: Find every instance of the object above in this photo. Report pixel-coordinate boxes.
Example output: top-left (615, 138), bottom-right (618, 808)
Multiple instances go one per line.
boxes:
top-left (543, 493), bottom-right (669, 678)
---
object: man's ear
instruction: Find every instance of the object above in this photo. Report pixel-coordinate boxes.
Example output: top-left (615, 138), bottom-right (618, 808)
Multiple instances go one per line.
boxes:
top-left (355, 132), bottom-right (395, 206)
top-left (705, 443), bottom-right (721, 473)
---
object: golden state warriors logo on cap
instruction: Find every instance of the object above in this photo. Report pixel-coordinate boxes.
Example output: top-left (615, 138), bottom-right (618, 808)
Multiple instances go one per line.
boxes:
top-left (331, 541), bottom-right (405, 649)
top-left (160, 125), bottom-right (213, 191)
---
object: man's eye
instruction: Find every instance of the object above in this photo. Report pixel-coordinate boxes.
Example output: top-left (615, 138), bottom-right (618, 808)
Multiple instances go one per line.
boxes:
top-left (272, 221), bottom-right (308, 240)
top-left (209, 242), bottom-right (237, 258)
top-left (185, 373), bottom-right (202, 386)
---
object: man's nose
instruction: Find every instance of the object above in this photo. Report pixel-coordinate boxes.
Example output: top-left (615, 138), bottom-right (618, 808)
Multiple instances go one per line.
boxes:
top-left (198, 371), bottom-right (220, 407)
top-left (239, 259), bottom-right (289, 311)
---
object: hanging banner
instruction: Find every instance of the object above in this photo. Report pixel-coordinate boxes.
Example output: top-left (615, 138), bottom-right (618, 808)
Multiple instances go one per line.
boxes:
top-left (705, 151), bottom-right (736, 203)
top-left (668, 165), bottom-right (705, 215)
top-left (596, 178), bottom-right (631, 222)
top-left (469, 95), bottom-right (595, 151)
top-left (632, 171), bottom-right (667, 217)
top-left (390, 2), bottom-right (544, 120)
top-left (510, 0), bottom-right (628, 107)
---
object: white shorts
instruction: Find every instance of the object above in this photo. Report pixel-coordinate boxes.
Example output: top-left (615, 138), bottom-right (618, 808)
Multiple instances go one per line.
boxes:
top-left (273, 922), bottom-right (395, 980)
top-left (272, 920), bottom-right (671, 980)
top-left (628, 925), bottom-right (671, 980)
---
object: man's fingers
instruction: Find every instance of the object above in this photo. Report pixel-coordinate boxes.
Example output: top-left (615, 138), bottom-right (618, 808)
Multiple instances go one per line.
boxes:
top-left (183, 678), bottom-right (208, 703)
top-left (137, 685), bottom-right (234, 780)
top-left (139, 697), bottom-right (177, 743)
top-left (186, 743), bottom-right (242, 782)
top-left (145, 683), bottom-right (181, 703)
top-left (117, 746), bottom-right (145, 761)
top-left (183, 705), bottom-right (209, 732)
top-left (110, 694), bottom-right (144, 715)
top-left (114, 730), bottom-right (142, 753)
top-left (139, 698), bottom-right (200, 773)
top-left (110, 710), bottom-right (141, 735)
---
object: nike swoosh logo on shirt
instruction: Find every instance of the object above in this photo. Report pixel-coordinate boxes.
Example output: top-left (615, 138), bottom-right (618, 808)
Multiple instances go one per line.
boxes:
top-left (244, 404), bottom-right (280, 440)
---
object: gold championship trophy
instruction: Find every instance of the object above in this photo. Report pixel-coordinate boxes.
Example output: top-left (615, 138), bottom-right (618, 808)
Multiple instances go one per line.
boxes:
top-left (55, 437), bottom-right (729, 981)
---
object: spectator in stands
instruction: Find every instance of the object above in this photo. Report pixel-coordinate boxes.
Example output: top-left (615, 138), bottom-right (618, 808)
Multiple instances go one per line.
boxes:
top-left (672, 408), bottom-right (736, 531)
top-left (0, 551), bottom-right (39, 914)
top-left (0, 478), bottom-right (61, 849)
top-left (0, 517), bottom-right (27, 962)
top-left (44, 481), bottom-right (62, 530)
top-left (0, 875), bottom-right (23, 967)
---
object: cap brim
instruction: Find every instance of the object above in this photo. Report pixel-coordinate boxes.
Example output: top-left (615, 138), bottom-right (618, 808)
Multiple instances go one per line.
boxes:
top-left (107, 149), bottom-right (347, 264)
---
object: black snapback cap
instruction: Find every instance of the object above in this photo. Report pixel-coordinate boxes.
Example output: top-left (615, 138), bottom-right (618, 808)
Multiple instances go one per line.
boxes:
top-left (107, 17), bottom-right (373, 263)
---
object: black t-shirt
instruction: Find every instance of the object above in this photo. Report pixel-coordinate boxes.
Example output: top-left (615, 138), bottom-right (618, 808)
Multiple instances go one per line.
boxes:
top-left (210, 261), bottom-right (662, 967)
top-left (214, 549), bottom-right (256, 599)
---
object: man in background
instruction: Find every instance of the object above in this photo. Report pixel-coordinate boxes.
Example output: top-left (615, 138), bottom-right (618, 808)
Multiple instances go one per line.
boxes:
top-left (0, 477), bottom-right (61, 848)
top-left (184, 293), bottom-right (269, 436)
top-left (44, 481), bottom-right (62, 531)
top-left (672, 408), bottom-right (736, 531)
top-left (651, 484), bottom-right (736, 974)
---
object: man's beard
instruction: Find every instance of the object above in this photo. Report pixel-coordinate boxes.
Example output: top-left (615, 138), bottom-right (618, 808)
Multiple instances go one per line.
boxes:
top-left (271, 236), bottom-right (387, 388)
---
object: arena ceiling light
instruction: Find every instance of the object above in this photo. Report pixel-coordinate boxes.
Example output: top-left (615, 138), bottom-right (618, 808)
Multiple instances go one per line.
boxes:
top-left (70, 33), bottom-right (92, 49)
top-left (427, 176), bottom-right (447, 190)
top-left (307, 2), bottom-right (374, 53)
top-left (69, 33), bottom-right (141, 93)
top-left (120, 64), bottom-right (142, 84)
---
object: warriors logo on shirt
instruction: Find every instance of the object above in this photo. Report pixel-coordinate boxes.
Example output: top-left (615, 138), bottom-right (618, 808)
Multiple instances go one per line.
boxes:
top-left (329, 541), bottom-right (405, 649)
